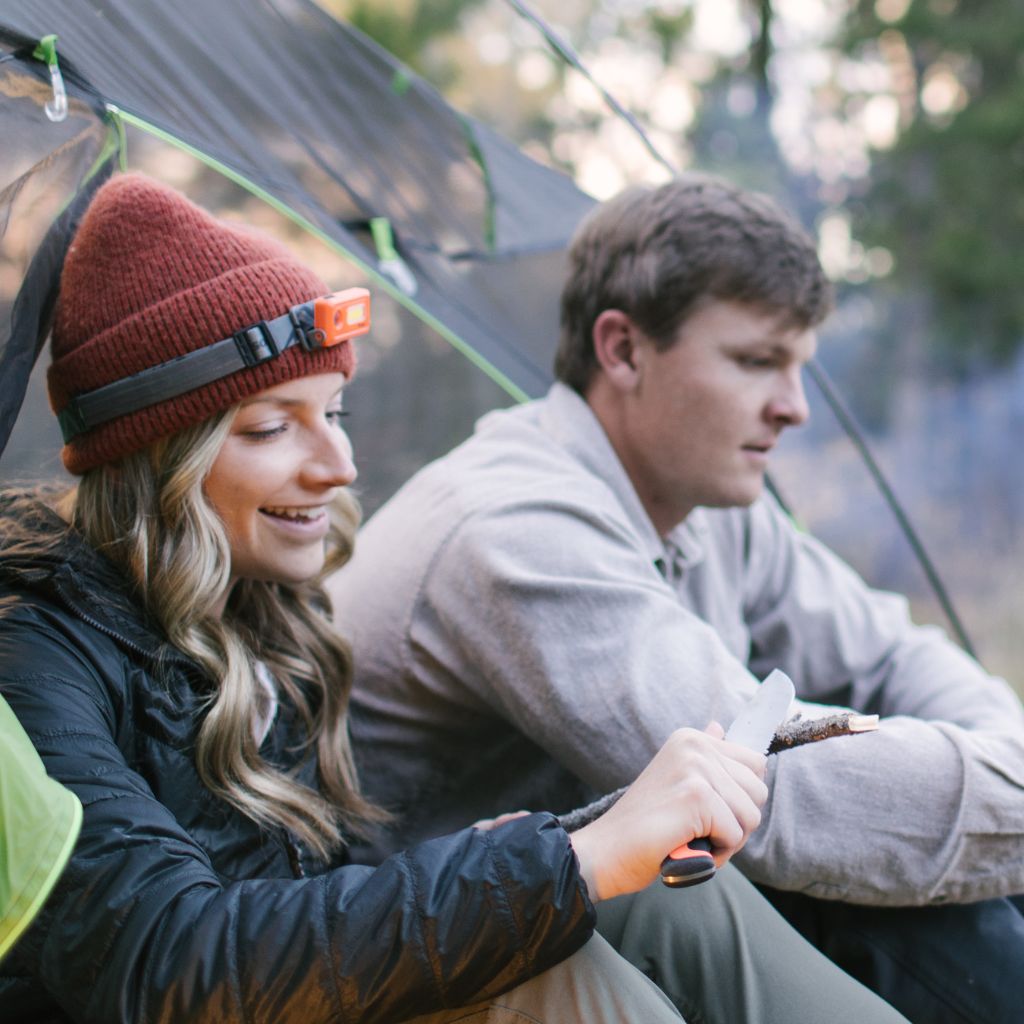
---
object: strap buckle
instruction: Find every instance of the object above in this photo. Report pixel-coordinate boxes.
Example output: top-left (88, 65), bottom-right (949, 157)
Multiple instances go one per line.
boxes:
top-left (234, 321), bottom-right (279, 365)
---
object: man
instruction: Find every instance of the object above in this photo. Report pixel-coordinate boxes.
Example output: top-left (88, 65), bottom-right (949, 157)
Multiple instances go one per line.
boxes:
top-left (331, 175), bottom-right (1024, 1023)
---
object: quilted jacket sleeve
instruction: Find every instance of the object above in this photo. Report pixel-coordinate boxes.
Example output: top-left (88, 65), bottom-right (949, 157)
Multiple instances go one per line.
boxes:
top-left (0, 606), bottom-right (595, 1024)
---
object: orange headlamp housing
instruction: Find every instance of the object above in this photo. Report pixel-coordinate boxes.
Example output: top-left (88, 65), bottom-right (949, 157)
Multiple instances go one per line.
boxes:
top-left (313, 287), bottom-right (371, 347)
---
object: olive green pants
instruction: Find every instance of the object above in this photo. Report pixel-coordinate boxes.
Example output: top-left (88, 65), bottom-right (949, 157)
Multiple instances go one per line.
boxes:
top-left (405, 933), bottom-right (681, 1023)
top-left (407, 865), bottom-right (910, 1023)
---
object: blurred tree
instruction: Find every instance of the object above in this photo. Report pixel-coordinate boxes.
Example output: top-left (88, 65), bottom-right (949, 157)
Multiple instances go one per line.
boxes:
top-left (840, 0), bottom-right (1024, 366)
top-left (322, 0), bottom-right (485, 85)
top-left (320, 1), bottom-right (782, 198)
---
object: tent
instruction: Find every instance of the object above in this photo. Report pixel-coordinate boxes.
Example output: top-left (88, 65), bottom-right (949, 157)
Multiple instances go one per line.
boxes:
top-left (0, 0), bottom-right (597, 461)
top-left (0, 0), bottom-right (989, 660)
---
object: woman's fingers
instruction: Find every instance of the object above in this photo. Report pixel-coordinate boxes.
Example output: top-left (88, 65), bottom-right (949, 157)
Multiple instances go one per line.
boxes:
top-left (472, 809), bottom-right (531, 830)
top-left (703, 719), bottom-right (726, 740)
top-left (570, 727), bottom-right (769, 902)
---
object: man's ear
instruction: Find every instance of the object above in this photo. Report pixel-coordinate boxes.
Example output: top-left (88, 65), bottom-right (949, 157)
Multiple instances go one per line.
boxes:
top-left (592, 309), bottom-right (642, 391)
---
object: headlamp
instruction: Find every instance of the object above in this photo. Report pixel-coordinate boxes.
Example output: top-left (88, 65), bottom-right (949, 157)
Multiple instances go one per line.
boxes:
top-left (57, 288), bottom-right (370, 444)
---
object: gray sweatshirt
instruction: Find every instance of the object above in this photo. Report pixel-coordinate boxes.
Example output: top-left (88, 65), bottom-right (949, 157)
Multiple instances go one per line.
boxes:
top-left (332, 383), bottom-right (1024, 907)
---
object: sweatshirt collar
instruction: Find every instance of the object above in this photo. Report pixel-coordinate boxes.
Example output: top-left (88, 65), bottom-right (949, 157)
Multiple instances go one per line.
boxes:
top-left (538, 383), bottom-right (707, 571)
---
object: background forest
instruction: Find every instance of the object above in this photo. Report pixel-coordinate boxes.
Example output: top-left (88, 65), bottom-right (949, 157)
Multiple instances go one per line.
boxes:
top-left (2, 0), bottom-right (1022, 690)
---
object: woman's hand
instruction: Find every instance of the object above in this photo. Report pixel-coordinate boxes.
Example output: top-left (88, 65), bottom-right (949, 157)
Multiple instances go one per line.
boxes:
top-left (569, 724), bottom-right (767, 902)
top-left (472, 810), bottom-right (531, 831)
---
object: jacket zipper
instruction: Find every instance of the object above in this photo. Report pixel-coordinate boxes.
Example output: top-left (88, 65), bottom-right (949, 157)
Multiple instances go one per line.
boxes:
top-left (285, 832), bottom-right (307, 878)
top-left (56, 583), bottom-right (192, 669)
top-left (68, 605), bottom-right (156, 660)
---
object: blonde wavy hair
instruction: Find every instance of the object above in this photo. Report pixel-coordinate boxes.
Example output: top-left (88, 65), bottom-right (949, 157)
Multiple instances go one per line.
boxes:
top-left (68, 409), bottom-right (383, 860)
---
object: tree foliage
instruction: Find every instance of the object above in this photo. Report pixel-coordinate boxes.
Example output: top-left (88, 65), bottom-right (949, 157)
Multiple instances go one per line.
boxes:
top-left (321, 0), bottom-right (484, 82)
top-left (323, 0), bottom-right (1024, 366)
top-left (841, 0), bottom-right (1024, 365)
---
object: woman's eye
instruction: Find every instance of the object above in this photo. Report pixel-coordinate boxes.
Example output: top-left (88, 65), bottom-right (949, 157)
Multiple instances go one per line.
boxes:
top-left (241, 423), bottom-right (288, 441)
top-left (326, 409), bottom-right (350, 426)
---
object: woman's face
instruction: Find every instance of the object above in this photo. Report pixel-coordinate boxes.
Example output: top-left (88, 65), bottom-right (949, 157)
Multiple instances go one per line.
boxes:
top-left (204, 372), bottom-right (355, 589)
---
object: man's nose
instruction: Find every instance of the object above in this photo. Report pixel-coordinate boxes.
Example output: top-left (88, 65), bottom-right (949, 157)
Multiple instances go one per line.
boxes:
top-left (768, 368), bottom-right (810, 427)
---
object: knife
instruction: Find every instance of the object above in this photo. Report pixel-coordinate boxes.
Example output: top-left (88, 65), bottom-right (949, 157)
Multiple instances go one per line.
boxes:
top-left (660, 668), bottom-right (796, 888)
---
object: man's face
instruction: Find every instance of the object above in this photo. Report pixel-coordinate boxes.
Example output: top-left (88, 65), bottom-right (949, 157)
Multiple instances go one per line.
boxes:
top-left (613, 299), bottom-right (817, 534)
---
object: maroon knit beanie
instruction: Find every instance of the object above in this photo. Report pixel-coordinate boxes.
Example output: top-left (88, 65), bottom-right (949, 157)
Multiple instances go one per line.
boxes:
top-left (48, 173), bottom-right (357, 475)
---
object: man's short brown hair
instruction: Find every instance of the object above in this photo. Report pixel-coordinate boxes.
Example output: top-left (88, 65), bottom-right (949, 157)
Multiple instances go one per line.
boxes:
top-left (555, 175), bottom-right (833, 392)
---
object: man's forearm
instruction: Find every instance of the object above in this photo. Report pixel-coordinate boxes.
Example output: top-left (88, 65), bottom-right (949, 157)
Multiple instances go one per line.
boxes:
top-left (736, 716), bottom-right (1024, 906)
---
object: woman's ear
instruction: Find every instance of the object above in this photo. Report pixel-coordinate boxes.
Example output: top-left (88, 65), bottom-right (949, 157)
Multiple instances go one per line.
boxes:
top-left (592, 309), bottom-right (642, 392)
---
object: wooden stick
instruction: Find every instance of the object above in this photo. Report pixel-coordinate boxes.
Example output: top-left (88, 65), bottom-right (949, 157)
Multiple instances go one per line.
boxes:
top-left (767, 712), bottom-right (879, 754)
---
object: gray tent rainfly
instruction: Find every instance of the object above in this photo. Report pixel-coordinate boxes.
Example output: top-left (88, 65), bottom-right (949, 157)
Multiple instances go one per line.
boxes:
top-left (0, 0), bottom-right (596, 459)
top-left (0, 0), bottom-right (976, 656)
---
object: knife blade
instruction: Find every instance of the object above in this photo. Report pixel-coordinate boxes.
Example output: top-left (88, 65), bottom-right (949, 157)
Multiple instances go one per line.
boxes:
top-left (660, 668), bottom-right (795, 888)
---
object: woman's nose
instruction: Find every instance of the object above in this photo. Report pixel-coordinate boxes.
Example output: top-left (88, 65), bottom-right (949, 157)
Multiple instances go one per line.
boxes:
top-left (307, 426), bottom-right (357, 488)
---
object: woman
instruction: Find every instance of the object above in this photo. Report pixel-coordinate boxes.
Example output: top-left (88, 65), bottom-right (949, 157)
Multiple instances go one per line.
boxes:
top-left (0, 173), bottom-right (767, 1023)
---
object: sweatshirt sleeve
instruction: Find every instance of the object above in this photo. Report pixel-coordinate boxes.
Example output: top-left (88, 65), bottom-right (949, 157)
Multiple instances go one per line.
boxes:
top-left (413, 492), bottom-right (1024, 906)
top-left (733, 497), bottom-right (1024, 905)
top-left (415, 492), bottom-right (759, 793)
top-left (0, 611), bottom-right (594, 1024)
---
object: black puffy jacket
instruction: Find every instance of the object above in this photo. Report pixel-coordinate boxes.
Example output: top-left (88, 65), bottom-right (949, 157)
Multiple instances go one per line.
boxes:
top-left (0, 498), bottom-right (594, 1023)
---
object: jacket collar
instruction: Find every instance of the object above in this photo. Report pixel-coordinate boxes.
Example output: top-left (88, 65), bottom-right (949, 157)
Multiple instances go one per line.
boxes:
top-left (0, 493), bottom-right (183, 666)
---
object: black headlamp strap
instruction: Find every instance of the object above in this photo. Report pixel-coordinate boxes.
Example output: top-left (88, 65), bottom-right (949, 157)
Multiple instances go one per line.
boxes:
top-left (58, 304), bottom-right (316, 444)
